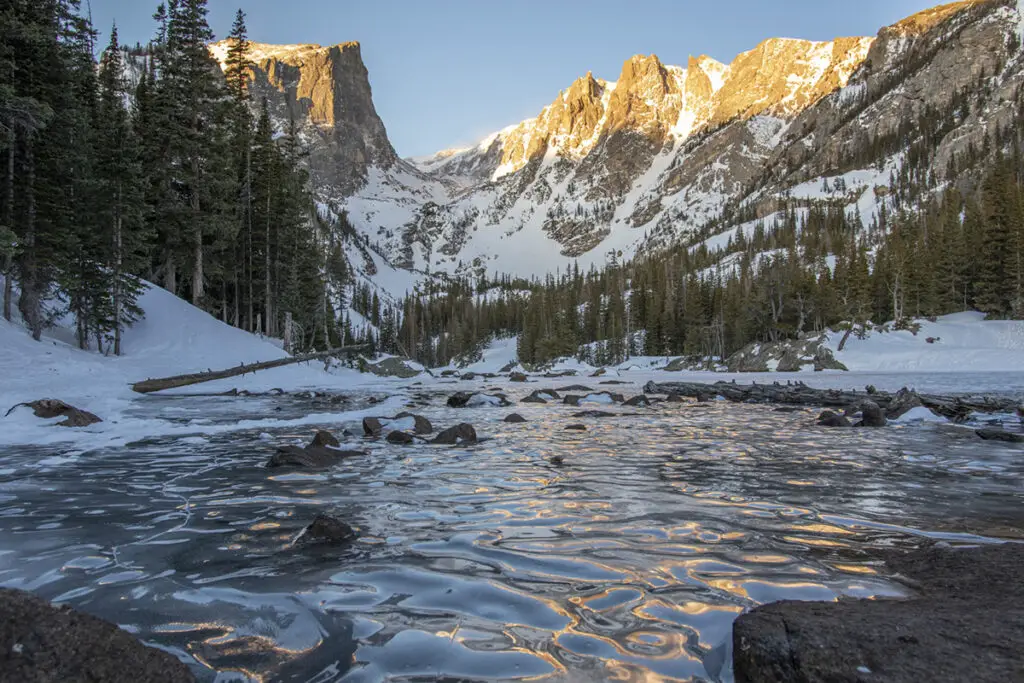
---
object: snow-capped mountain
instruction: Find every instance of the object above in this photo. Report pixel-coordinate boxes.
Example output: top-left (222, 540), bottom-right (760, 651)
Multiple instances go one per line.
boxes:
top-left (211, 0), bottom-right (1024, 293)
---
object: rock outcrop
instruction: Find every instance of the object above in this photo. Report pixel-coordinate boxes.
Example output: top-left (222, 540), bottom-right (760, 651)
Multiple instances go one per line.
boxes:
top-left (0, 588), bottom-right (197, 682)
top-left (733, 542), bottom-right (1024, 683)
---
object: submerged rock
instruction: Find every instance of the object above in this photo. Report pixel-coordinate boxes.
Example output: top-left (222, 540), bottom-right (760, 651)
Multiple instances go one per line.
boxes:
top-left (6, 399), bottom-right (102, 428)
top-left (385, 431), bottom-right (415, 445)
top-left (447, 392), bottom-right (510, 408)
top-left (267, 445), bottom-right (365, 468)
top-left (976, 428), bottom-right (1024, 443)
top-left (0, 588), bottom-right (197, 682)
top-left (733, 543), bottom-right (1024, 683)
top-left (572, 410), bottom-right (617, 419)
top-left (886, 388), bottom-right (924, 420)
top-left (623, 395), bottom-right (653, 407)
top-left (549, 455), bottom-right (565, 466)
top-left (816, 410), bottom-right (851, 428)
top-left (504, 414), bottom-right (528, 424)
top-left (302, 514), bottom-right (357, 544)
top-left (520, 394), bottom-right (547, 404)
top-left (565, 424), bottom-right (587, 431)
top-left (432, 423), bottom-right (478, 445)
top-left (362, 417), bottom-right (384, 437)
top-left (310, 430), bottom-right (340, 448)
top-left (856, 401), bottom-right (888, 428)
top-left (393, 412), bottom-right (433, 435)
top-left (557, 384), bottom-right (594, 393)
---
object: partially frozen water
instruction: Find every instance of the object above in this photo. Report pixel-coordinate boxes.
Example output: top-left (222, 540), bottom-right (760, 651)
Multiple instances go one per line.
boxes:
top-left (0, 385), bottom-right (1022, 681)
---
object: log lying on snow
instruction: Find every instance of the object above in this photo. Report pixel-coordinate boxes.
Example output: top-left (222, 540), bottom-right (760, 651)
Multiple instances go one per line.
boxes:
top-left (131, 344), bottom-right (369, 394)
top-left (643, 380), bottom-right (1020, 420)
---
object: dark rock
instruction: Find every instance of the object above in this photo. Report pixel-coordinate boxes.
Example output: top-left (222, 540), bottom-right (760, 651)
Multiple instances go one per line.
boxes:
top-left (448, 392), bottom-right (509, 408)
top-left (926, 337), bottom-right (939, 344)
top-left (696, 393), bottom-right (711, 403)
top-left (364, 357), bottom-right (420, 379)
top-left (432, 423), bottom-right (478, 445)
top-left (866, 384), bottom-right (878, 394)
top-left (386, 431), bottom-right (415, 445)
top-left (600, 380), bottom-right (631, 385)
top-left (447, 392), bottom-right (473, 408)
top-left (482, 373), bottom-right (498, 379)
top-left (565, 424), bottom-right (587, 431)
top-left (498, 361), bottom-right (518, 373)
top-left (310, 430), bottom-right (340, 448)
top-left (549, 455), bottom-right (565, 466)
top-left (886, 388), bottom-right (924, 420)
top-left (440, 370), bottom-right (458, 377)
top-left (773, 406), bottom-right (802, 413)
top-left (976, 428), bottom-right (1024, 443)
top-left (557, 384), bottom-right (593, 392)
top-left (590, 368), bottom-right (608, 377)
top-left (362, 417), bottom-right (384, 436)
top-left (267, 445), bottom-right (365, 468)
top-left (0, 588), bottom-right (197, 682)
top-left (563, 395), bottom-right (582, 406)
top-left (623, 395), bottom-right (652, 407)
top-left (504, 414), bottom-right (528, 424)
top-left (856, 400), bottom-right (888, 428)
top-left (817, 410), bottom-right (852, 427)
top-left (544, 370), bottom-right (577, 378)
top-left (6, 399), bottom-right (102, 428)
top-left (509, 372), bottom-right (528, 383)
top-left (520, 395), bottom-right (547, 404)
top-left (572, 411), bottom-right (617, 419)
top-left (394, 412), bottom-right (433, 435)
top-left (666, 393), bottom-right (686, 403)
top-left (732, 543), bottom-right (1024, 683)
top-left (460, 372), bottom-right (477, 381)
top-left (302, 514), bottom-right (356, 544)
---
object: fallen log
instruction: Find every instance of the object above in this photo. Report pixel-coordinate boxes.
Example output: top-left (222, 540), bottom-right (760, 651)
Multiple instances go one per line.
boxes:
top-left (130, 345), bottom-right (369, 394)
top-left (643, 379), bottom-right (1021, 421)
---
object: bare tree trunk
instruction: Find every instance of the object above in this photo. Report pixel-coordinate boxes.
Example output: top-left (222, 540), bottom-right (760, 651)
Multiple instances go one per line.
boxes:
top-left (113, 180), bottom-right (123, 356)
top-left (17, 138), bottom-right (42, 341)
top-left (264, 192), bottom-right (271, 336)
top-left (190, 152), bottom-right (203, 305)
top-left (2, 126), bottom-right (14, 322)
top-left (246, 145), bottom-right (253, 332)
top-left (165, 252), bottom-right (177, 297)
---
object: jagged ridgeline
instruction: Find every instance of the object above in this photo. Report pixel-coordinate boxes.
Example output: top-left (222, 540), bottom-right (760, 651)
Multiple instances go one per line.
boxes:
top-left (2, 0), bottom-right (1023, 364)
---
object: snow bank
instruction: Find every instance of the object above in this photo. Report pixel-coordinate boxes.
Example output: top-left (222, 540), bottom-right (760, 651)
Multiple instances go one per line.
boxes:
top-left (828, 312), bottom-right (1024, 373)
top-left (0, 282), bottom-right (384, 447)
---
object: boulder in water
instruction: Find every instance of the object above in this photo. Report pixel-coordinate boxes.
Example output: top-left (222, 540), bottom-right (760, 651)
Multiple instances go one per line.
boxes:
top-left (509, 372), bottom-right (528, 383)
top-left (856, 401), bottom-right (887, 428)
top-left (817, 410), bottom-right (851, 428)
top-left (520, 394), bottom-right (547, 404)
top-left (976, 428), bottom-right (1024, 443)
top-left (504, 414), bottom-right (527, 424)
top-left (393, 412), bottom-right (433, 435)
top-left (565, 424), bottom-right (587, 431)
top-left (0, 588), bottom-right (197, 682)
top-left (432, 423), bottom-right (478, 445)
top-left (362, 417), bottom-right (384, 436)
top-left (623, 395), bottom-right (652, 407)
top-left (386, 431), bottom-right (415, 445)
top-left (310, 430), bottom-right (340, 448)
top-left (302, 514), bottom-right (356, 544)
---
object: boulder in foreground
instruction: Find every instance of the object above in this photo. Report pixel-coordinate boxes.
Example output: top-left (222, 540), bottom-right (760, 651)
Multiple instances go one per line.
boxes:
top-left (733, 542), bottom-right (1024, 683)
top-left (0, 588), bottom-right (196, 682)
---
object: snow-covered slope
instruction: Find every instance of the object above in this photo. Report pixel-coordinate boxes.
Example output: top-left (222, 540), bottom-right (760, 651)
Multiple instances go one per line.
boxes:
top-left (829, 312), bottom-right (1024, 372)
top-left (0, 282), bottom-right (401, 448)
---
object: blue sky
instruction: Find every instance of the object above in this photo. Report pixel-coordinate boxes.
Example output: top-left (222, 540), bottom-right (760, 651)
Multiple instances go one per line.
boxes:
top-left (89, 0), bottom-right (939, 158)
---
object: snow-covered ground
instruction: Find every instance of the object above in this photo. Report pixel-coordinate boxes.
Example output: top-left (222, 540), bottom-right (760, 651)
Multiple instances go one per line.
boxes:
top-left (0, 282), bottom-right (407, 450)
top-left (3, 283), bottom-right (1022, 450)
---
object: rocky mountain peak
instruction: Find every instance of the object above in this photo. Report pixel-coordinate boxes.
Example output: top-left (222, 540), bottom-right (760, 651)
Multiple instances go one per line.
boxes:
top-left (209, 39), bottom-right (398, 195)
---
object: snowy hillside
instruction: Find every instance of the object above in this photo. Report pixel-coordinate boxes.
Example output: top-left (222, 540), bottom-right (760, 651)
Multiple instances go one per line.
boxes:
top-left (0, 282), bottom-right (402, 449)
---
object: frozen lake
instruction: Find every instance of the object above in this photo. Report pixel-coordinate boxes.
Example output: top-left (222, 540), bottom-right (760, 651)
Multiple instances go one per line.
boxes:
top-left (0, 378), bottom-right (1022, 681)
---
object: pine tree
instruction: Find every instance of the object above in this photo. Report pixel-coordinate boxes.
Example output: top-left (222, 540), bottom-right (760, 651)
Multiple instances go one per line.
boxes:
top-left (95, 26), bottom-right (149, 355)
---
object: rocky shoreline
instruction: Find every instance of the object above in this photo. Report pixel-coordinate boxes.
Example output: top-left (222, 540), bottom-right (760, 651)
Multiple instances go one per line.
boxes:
top-left (733, 542), bottom-right (1024, 683)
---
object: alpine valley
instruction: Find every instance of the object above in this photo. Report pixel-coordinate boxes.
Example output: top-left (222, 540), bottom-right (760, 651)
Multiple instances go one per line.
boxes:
top-left (208, 0), bottom-right (1022, 289)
